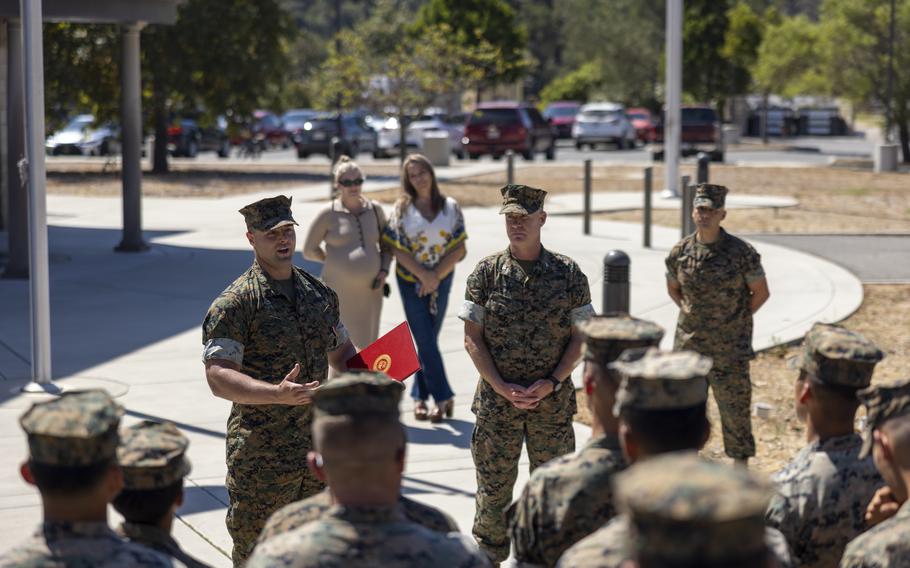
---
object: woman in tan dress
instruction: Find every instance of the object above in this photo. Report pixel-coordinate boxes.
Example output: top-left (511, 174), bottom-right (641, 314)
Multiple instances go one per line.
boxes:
top-left (302, 156), bottom-right (391, 348)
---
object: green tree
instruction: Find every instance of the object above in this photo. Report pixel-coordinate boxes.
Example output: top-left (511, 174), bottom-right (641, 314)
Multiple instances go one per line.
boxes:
top-left (752, 14), bottom-right (824, 98)
top-left (539, 61), bottom-right (602, 104)
top-left (415, 0), bottom-right (530, 101)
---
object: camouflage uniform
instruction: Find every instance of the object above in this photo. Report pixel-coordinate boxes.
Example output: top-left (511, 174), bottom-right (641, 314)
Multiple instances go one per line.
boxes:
top-left (247, 372), bottom-right (491, 567)
top-left (258, 490), bottom-right (458, 543)
top-left (459, 184), bottom-right (595, 562)
top-left (115, 421), bottom-right (211, 568)
top-left (0, 390), bottom-right (174, 568)
top-left (248, 505), bottom-right (490, 568)
top-left (507, 316), bottom-right (664, 567)
top-left (665, 183), bottom-right (765, 459)
top-left (839, 379), bottom-right (910, 568)
top-left (559, 453), bottom-right (779, 568)
top-left (766, 323), bottom-right (885, 568)
top-left (202, 195), bottom-right (349, 565)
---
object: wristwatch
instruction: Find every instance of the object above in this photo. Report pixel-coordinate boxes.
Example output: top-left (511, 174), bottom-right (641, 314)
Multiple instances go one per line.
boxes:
top-left (546, 375), bottom-right (562, 392)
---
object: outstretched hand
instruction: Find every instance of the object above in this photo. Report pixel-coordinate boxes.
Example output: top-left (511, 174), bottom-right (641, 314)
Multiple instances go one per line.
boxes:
top-left (275, 363), bottom-right (320, 405)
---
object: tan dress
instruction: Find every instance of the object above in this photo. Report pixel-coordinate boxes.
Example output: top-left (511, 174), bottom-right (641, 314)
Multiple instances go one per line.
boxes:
top-left (303, 199), bottom-right (391, 348)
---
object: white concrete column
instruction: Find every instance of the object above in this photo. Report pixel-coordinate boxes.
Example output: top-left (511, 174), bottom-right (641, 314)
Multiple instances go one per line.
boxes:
top-left (663, 0), bottom-right (682, 197)
top-left (116, 22), bottom-right (147, 252)
top-left (3, 17), bottom-right (27, 279)
top-left (20, 0), bottom-right (56, 391)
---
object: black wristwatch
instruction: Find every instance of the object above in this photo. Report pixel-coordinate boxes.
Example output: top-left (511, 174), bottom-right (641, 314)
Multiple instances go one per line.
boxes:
top-left (546, 375), bottom-right (562, 392)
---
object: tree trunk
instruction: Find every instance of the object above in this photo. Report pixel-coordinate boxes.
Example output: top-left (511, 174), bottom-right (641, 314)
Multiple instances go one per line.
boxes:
top-left (151, 94), bottom-right (169, 174)
top-left (399, 111), bottom-right (407, 167)
top-left (900, 119), bottom-right (909, 163)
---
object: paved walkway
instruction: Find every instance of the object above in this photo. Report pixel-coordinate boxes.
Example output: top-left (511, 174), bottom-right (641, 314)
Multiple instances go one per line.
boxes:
top-left (546, 191), bottom-right (798, 215)
top-left (0, 180), bottom-right (862, 566)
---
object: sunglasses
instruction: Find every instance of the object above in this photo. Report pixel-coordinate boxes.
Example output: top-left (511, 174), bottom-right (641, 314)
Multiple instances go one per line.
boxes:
top-left (338, 178), bottom-right (364, 187)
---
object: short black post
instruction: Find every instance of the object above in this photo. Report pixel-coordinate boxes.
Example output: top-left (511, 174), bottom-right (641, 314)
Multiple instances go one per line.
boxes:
top-left (643, 166), bottom-right (652, 248)
top-left (583, 159), bottom-right (592, 235)
top-left (506, 150), bottom-right (515, 185)
top-left (680, 175), bottom-right (691, 238)
top-left (602, 250), bottom-right (630, 315)
top-left (697, 152), bottom-right (710, 184)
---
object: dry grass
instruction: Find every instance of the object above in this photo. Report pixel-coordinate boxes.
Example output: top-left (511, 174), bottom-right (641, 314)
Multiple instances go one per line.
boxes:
top-left (574, 284), bottom-right (910, 474)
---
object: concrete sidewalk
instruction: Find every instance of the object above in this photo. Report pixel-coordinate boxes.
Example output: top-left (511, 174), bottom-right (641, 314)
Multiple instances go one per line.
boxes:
top-left (0, 184), bottom-right (861, 566)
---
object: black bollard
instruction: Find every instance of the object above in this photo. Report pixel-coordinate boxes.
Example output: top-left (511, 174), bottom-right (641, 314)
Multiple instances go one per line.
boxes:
top-left (506, 150), bottom-right (515, 185)
top-left (583, 159), bottom-right (592, 235)
top-left (602, 250), bottom-right (630, 315)
top-left (697, 152), bottom-right (710, 184)
top-left (680, 175), bottom-right (691, 238)
top-left (643, 166), bottom-right (652, 248)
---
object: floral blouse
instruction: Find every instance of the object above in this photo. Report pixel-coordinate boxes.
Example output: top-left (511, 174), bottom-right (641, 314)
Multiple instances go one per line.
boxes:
top-left (382, 196), bottom-right (467, 282)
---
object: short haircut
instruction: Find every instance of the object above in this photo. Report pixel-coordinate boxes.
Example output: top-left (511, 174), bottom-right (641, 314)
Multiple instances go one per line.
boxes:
top-left (805, 375), bottom-right (861, 420)
top-left (112, 480), bottom-right (183, 525)
top-left (621, 404), bottom-right (709, 454)
top-left (314, 414), bottom-right (405, 466)
top-left (28, 459), bottom-right (113, 496)
top-left (639, 551), bottom-right (768, 568)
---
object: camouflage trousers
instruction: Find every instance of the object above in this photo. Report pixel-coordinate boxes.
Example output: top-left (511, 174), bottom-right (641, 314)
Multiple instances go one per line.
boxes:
top-left (226, 464), bottom-right (325, 566)
top-left (472, 414), bottom-right (575, 563)
top-left (707, 358), bottom-right (755, 459)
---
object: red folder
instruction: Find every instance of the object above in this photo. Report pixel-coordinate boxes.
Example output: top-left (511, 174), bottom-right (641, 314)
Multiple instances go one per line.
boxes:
top-left (346, 321), bottom-right (421, 382)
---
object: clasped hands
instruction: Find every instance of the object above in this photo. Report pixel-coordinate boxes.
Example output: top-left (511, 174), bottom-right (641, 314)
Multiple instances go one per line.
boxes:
top-left (496, 379), bottom-right (555, 410)
top-left (416, 268), bottom-right (441, 297)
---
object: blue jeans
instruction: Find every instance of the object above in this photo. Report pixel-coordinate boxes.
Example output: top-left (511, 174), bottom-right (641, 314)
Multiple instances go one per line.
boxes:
top-left (397, 272), bottom-right (455, 404)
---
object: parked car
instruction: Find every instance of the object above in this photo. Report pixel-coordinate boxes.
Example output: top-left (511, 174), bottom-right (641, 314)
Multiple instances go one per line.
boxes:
top-left (293, 114), bottom-right (378, 158)
top-left (626, 107), bottom-right (657, 144)
top-left (543, 101), bottom-right (581, 139)
top-left (45, 114), bottom-right (120, 156)
top-left (652, 105), bottom-right (723, 162)
top-left (407, 114), bottom-right (466, 159)
top-left (462, 102), bottom-right (556, 161)
top-left (572, 102), bottom-right (637, 150)
top-left (373, 115), bottom-right (421, 158)
top-left (281, 109), bottom-right (319, 137)
top-left (168, 116), bottom-right (230, 158)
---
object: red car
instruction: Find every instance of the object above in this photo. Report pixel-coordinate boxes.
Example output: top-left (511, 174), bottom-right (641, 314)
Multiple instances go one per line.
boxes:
top-left (463, 101), bottom-right (556, 161)
top-left (543, 101), bottom-right (581, 139)
top-left (652, 105), bottom-right (724, 162)
top-left (229, 110), bottom-right (290, 149)
top-left (626, 107), bottom-right (656, 143)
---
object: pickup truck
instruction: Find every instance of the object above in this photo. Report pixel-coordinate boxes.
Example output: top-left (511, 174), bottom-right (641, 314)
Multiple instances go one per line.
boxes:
top-left (651, 105), bottom-right (724, 162)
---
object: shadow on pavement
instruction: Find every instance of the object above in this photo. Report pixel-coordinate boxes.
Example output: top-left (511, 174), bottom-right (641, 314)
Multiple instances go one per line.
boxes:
top-left (179, 484), bottom-right (229, 515)
top-left (405, 418), bottom-right (473, 449)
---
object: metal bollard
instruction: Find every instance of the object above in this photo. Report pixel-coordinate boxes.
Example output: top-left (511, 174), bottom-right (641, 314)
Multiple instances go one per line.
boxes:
top-left (602, 250), bottom-right (630, 315)
top-left (506, 150), bottom-right (515, 185)
top-left (696, 152), bottom-right (710, 184)
top-left (680, 175), bottom-right (691, 238)
top-left (583, 159), bottom-right (592, 235)
top-left (643, 166), bottom-right (652, 248)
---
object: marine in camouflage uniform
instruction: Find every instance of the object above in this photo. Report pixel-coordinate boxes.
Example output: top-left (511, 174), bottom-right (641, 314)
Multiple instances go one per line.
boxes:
top-left (766, 323), bottom-right (885, 568)
top-left (460, 184), bottom-right (595, 562)
top-left (1, 390), bottom-right (174, 568)
top-left (114, 420), bottom-right (211, 568)
top-left (841, 379), bottom-right (910, 568)
top-left (613, 453), bottom-right (776, 568)
top-left (202, 195), bottom-right (353, 565)
top-left (247, 372), bottom-right (491, 567)
top-left (507, 316), bottom-right (664, 567)
top-left (556, 349), bottom-right (793, 568)
top-left (258, 490), bottom-right (458, 543)
top-left (665, 183), bottom-right (770, 460)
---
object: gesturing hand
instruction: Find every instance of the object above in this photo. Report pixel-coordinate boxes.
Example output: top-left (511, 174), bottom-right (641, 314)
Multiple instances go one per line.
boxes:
top-left (275, 363), bottom-right (320, 405)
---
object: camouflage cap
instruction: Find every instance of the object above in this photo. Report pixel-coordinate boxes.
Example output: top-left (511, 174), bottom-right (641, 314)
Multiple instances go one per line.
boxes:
top-left (19, 389), bottom-right (123, 466)
top-left (858, 378), bottom-right (910, 458)
top-left (499, 184), bottom-right (547, 215)
top-left (313, 371), bottom-right (404, 418)
top-left (118, 420), bottom-right (192, 490)
top-left (794, 323), bottom-right (883, 389)
top-left (577, 315), bottom-right (665, 366)
top-left (239, 195), bottom-right (298, 232)
top-left (692, 183), bottom-right (728, 209)
top-left (611, 348), bottom-right (711, 415)
top-left (616, 452), bottom-right (773, 564)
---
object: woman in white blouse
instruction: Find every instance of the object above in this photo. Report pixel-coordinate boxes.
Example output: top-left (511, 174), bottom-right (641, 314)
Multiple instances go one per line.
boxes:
top-left (383, 154), bottom-right (467, 422)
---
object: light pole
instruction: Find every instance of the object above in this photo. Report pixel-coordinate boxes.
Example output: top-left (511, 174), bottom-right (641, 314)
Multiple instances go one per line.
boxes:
top-left (663, 0), bottom-right (683, 198)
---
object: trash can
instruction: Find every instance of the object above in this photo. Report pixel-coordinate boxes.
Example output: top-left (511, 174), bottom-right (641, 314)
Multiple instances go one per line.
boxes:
top-left (421, 130), bottom-right (450, 167)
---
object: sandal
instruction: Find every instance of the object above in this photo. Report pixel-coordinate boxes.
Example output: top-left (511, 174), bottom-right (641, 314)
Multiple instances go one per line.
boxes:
top-left (414, 400), bottom-right (429, 421)
top-left (429, 398), bottom-right (454, 423)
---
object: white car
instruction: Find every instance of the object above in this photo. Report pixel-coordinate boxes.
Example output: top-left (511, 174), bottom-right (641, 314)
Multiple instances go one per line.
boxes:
top-left (373, 116), bottom-right (421, 158)
top-left (572, 102), bottom-right (637, 150)
top-left (372, 114), bottom-right (466, 159)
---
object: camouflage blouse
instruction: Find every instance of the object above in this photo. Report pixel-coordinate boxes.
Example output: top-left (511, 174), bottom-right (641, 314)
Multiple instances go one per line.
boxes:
top-left (202, 261), bottom-right (347, 479)
top-left (665, 229), bottom-right (765, 362)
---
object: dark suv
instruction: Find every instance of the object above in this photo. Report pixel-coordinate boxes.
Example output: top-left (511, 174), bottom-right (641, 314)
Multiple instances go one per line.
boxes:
top-left (293, 114), bottom-right (378, 159)
top-left (651, 105), bottom-right (724, 162)
top-left (168, 116), bottom-right (230, 158)
top-left (463, 102), bottom-right (556, 160)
